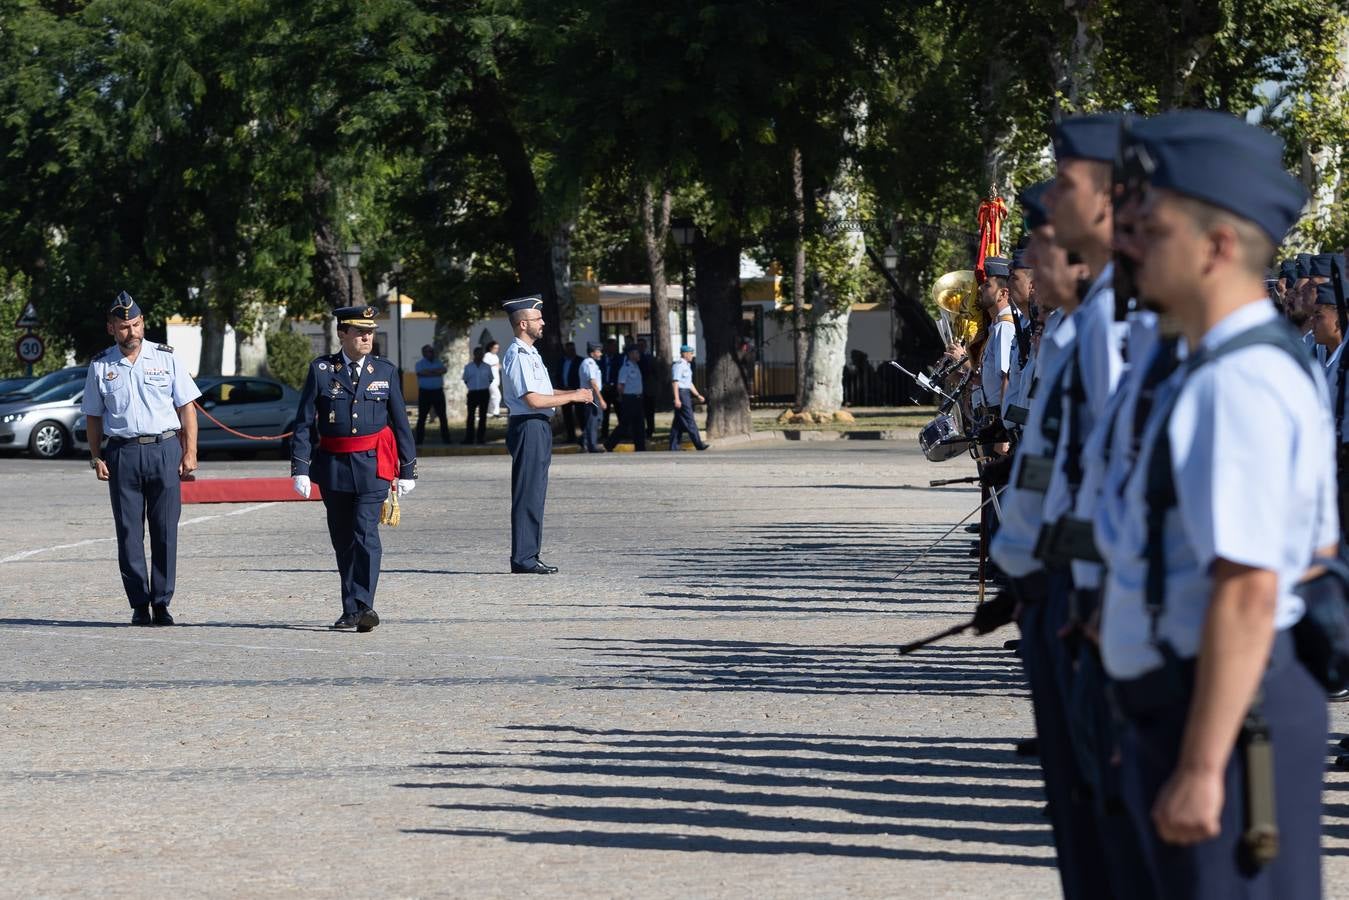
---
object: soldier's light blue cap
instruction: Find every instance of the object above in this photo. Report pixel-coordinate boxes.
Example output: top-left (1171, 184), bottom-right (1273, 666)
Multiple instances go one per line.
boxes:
top-left (983, 257), bottom-right (1011, 279)
top-left (108, 290), bottom-right (142, 320)
top-left (1311, 253), bottom-right (1339, 278)
top-left (1051, 113), bottom-right (1126, 163)
top-left (1019, 180), bottom-right (1052, 230)
top-left (502, 294), bottom-right (543, 315)
top-left (1011, 249), bottom-right (1032, 270)
top-left (1133, 110), bottom-right (1307, 244)
top-left (586, 341), bottom-right (601, 352)
top-left (679, 344), bottom-right (694, 353)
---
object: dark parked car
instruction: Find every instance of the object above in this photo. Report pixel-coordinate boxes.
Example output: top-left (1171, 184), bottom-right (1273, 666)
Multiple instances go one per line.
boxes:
top-left (0, 366), bottom-right (87, 403)
top-left (195, 376), bottom-right (301, 456)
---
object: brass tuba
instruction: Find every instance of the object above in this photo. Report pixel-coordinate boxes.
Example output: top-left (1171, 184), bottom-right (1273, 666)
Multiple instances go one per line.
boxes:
top-left (931, 270), bottom-right (980, 347)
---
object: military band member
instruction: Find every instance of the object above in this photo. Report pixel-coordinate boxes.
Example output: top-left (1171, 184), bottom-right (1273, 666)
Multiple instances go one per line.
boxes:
top-left (290, 305), bottom-right (417, 632)
top-left (669, 344), bottom-right (709, 451)
top-left (1099, 112), bottom-right (1330, 899)
top-left (1001, 249), bottom-right (1035, 423)
top-left (500, 295), bottom-right (592, 574)
top-left (976, 256), bottom-right (1016, 420)
top-left (82, 292), bottom-right (201, 626)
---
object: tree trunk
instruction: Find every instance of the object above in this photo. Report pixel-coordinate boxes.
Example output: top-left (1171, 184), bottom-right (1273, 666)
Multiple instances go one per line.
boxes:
top-left (434, 317), bottom-right (472, 426)
top-left (801, 181), bottom-right (863, 414)
top-left (1300, 20), bottom-right (1349, 233)
top-left (235, 295), bottom-right (284, 377)
top-left (306, 172), bottom-right (364, 310)
top-left (790, 146), bottom-right (808, 410)
top-left (640, 182), bottom-right (673, 412)
top-left (199, 292), bottom-right (227, 377)
top-left (694, 235), bottom-right (751, 438)
top-left (801, 295), bottom-right (850, 414)
top-left (467, 75), bottom-right (563, 367)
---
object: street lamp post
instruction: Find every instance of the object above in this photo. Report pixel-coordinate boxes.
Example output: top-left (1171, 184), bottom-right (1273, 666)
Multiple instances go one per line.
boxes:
top-left (671, 217), bottom-right (697, 346)
top-left (882, 244), bottom-right (900, 405)
top-left (391, 260), bottom-right (404, 374)
top-left (343, 243), bottom-right (362, 304)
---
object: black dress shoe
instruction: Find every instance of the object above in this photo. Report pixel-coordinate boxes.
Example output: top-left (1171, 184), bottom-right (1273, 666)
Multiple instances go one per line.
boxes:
top-left (331, 612), bottom-right (359, 630)
top-left (511, 562), bottom-right (558, 574)
top-left (1003, 639), bottom-right (1020, 651)
top-left (1014, 737), bottom-right (1039, 757)
top-left (131, 608), bottom-right (153, 626)
top-left (151, 604), bottom-right (174, 626)
top-left (695, 443), bottom-right (709, 451)
top-left (1336, 754), bottom-right (1349, 771)
top-left (1338, 736), bottom-right (1349, 751)
top-left (355, 607), bottom-right (380, 633)
top-left (1330, 688), bottom-right (1349, 703)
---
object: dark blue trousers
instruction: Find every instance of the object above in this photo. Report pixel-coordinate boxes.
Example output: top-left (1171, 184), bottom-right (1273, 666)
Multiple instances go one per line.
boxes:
top-left (507, 415), bottom-right (552, 568)
top-left (1116, 634), bottom-right (1325, 899)
top-left (580, 402), bottom-right (601, 452)
top-left (604, 396), bottom-right (646, 450)
top-left (669, 389), bottom-right (705, 450)
top-left (321, 486), bottom-right (386, 614)
top-left (1023, 570), bottom-right (1111, 899)
top-left (106, 437), bottom-right (181, 610)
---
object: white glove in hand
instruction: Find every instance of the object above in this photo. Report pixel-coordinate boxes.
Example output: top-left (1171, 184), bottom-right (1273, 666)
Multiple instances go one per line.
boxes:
top-left (292, 475), bottom-right (311, 499)
top-left (397, 478), bottom-right (416, 496)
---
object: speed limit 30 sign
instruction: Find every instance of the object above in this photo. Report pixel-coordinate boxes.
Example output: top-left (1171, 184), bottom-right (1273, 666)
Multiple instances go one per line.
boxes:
top-left (16, 333), bottom-right (44, 364)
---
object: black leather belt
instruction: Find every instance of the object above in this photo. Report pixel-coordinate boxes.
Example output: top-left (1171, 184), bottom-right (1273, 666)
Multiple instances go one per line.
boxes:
top-left (109, 430), bottom-right (179, 446)
top-left (509, 413), bottom-right (550, 422)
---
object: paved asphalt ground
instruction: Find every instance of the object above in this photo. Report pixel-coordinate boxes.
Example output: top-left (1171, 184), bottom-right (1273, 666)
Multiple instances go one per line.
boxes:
top-left (3, 440), bottom-right (1348, 898)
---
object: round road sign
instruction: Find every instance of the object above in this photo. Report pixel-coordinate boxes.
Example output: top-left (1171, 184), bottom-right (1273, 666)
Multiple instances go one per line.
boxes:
top-left (16, 333), bottom-right (45, 365)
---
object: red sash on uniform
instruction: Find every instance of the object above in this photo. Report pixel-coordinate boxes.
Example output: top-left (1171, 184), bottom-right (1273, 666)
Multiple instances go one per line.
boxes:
top-left (319, 427), bottom-right (399, 481)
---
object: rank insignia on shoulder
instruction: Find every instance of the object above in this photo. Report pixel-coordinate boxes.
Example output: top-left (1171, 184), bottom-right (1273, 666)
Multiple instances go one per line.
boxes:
top-left (157, 343), bottom-right (173, 353)
top-left (318, 362), bottom-right (328, 371)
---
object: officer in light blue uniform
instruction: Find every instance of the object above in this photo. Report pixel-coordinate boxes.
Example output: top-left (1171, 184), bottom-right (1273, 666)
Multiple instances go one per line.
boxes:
top-left (82, 292), bottom-right (201, 626)
top-left (1098, 112), bottom-right (1331, 900)
top-left (991, 170), bottom-right (1108, 900)
top-left (577, 342), bottom-right (606, 452)
top-left (290, 305), bottom-right (417, 632)
top-left (500, 295), bottom-right (592, 573)
top-left (669, 345), bottom-right (708, 451)
top-left (603, 344), bottom-right (648, 451)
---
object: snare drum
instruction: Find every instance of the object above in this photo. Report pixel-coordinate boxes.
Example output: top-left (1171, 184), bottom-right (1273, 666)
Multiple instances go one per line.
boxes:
top-left (919, 414), bottom-right (970, 462)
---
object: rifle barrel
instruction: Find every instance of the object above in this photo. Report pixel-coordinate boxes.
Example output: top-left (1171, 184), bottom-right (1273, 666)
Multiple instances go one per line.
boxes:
top-left (897, 621), bottom-right (970, 655)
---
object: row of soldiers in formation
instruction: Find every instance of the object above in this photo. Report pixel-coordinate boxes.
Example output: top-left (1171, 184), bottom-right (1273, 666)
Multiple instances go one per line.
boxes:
top-left (930, 109), bottom-right (1342, 899)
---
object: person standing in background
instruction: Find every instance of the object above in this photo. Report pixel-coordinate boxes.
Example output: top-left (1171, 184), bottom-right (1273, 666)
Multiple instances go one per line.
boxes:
top-left (461, 346), bottom-right (494, 444)
top-left (413, 344), bottom-right (449, 446)
top-left (557, 341), bottom-right (582, 443)
top-left (578, 341), bottom-right (606, 453)
top-left (484, 340), bottom-right (503, 417)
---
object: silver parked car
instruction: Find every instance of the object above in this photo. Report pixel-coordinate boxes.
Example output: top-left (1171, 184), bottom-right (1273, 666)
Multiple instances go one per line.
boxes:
top-left (0, 380), bottom-right (85, 458)
top-left (195, 376), bottom-right (301, 456)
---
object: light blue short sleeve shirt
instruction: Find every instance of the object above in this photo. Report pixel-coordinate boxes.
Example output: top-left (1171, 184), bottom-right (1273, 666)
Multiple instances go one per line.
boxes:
top-left (672, 359), bottom-right (694, 390)
top-left (81, 343), bottom-right (201, 438)
top-left (501, 338), bottom-right (555, 417)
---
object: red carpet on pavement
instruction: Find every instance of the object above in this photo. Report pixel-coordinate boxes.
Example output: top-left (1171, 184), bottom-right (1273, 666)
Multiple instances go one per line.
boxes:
top-left (181, 477), bottom-right (322, 504)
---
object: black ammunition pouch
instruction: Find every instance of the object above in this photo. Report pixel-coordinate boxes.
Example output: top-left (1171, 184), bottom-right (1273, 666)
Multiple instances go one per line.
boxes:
top-left (1033, 516), bottom-right (1102, 568)
top-left (1016, 455), bottom-right (1054, 493)
top-left (1004, 404), bottom-right (1029, 426)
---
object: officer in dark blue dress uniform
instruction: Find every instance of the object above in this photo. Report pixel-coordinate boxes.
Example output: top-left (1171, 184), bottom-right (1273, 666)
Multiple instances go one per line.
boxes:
top-left (82, 292), bottom-right (202, 626)
top-left (290, 305), bottom-right (417, 631)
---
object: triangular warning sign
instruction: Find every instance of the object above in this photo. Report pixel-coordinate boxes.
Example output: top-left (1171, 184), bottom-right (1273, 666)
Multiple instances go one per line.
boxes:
top-left (14, 302), bottom-right (39, 328)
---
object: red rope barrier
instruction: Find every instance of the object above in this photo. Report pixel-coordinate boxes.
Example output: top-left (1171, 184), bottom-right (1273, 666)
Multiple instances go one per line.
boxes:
top-left (192, 401), bottom-right (294, 441)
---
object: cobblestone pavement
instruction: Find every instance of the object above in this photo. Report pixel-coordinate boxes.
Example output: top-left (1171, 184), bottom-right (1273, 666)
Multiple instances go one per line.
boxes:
top-left (3, 442), bottom-right (1347, 898)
